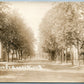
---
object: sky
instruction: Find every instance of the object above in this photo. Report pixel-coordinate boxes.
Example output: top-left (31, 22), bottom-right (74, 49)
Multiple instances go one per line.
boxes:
top-left (10, 2), bottom-right (52, 38)
top-left (10, 2), bottom-right (52, 52)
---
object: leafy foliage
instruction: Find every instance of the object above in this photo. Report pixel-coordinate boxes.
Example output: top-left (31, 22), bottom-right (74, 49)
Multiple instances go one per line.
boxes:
top-left (0, 2), bottom-right (34, 61)
top-left (40, 2), bottom-right (84, 61)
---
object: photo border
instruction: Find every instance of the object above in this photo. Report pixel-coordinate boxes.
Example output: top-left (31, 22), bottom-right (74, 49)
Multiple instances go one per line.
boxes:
top-left (0, 0), bottom-right (84, 84)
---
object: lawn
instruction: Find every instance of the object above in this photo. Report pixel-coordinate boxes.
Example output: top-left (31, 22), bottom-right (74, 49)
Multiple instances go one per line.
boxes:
top-left (0, 60), bottom-right (84, 82)
top-left (0, 70), bottom-right (84, 82)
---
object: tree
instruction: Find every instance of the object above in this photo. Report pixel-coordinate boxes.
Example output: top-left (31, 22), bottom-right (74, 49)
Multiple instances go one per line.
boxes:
top-left (39, 2), bottom-right (84, 65)
top-left (0, 2), bottom-right (35, 62)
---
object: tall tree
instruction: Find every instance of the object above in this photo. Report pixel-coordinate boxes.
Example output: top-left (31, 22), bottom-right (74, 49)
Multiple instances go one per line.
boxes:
top-left (0, 2), bottom-right (35, 62)
top-left (40, 2), bottom-right (84, 65)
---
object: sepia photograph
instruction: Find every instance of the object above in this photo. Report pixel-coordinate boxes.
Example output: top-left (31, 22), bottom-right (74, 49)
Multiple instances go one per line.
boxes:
top-left (0, 1), bottom-right (84, 82)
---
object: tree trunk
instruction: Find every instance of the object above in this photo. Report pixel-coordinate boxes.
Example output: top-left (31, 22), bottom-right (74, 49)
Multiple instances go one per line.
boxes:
top-left (19, 54), bottom-right (20, 60)
top-left (18, 50), bottom-right (20, 60)
top-left (70, 46), bottom-right (74, 66)
top-left (21, 50), bottom-right (22, 60)
top-left (62, 49), bottom-right (64, 63)
top-left (12, 53), bottom-right (13, 62)
top-left (51, 51), bottom-right (55, 61)
top-left (60, 50), bottom-right (62, 63)
top-left (7, 44), bottom-right (10, 62)
top-left (65, 48), bottom-right (67, 63)
top-left (12, 50), bottom-right (14, 62)
top-left (8, 52), bottom-right (9, 62)
top-left (25, 55), bottom-right (27, 60)
top-left (56, 53), bottom-right (58, 62)
top-left (61, 49), bottom-right (63, 64)
top-left (77, 40), bottom-right (80, 66)
top-left (16, 50), bottom-right (17, 59)
top-left (0, 41), bottom-right (2, 61)
top-left (83, 54), bottom-right (84, 64)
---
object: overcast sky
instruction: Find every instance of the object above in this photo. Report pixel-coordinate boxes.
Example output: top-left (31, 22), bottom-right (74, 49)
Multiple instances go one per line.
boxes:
top-left (10, 2), bottom-right (52, 52)
top-left (10, 2), bottom-right (52, 38)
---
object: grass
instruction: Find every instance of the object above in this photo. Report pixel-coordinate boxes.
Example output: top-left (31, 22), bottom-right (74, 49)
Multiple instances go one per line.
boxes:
top-left (0, 60), bottom-right (84, 82)
top-left (0, 70), bottom-right (84, 82)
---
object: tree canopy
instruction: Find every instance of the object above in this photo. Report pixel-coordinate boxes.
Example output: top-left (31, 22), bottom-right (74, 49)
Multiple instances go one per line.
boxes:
top-left (40, 2), bottom-right (84, 61)
top-left (0, 2), bottom-right (35, 61)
